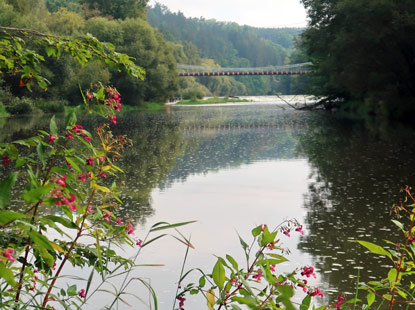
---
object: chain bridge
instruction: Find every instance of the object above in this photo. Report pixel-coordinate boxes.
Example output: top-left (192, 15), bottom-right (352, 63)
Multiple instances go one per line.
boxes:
top-left (177, 62), bottom-right (312, 77)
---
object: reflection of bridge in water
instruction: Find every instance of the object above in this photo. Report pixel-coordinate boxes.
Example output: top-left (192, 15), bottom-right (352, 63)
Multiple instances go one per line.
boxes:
top-left (177, 62), bottom-right (312, 77)
top-left (180, 121), bottom-right (309, 131)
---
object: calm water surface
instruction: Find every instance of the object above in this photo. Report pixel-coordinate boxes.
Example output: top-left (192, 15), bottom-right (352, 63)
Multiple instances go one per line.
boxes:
top-left (2, 104), bottom-right (415, 309)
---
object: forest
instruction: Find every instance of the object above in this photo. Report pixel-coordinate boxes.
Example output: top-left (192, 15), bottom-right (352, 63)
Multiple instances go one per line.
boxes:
top-left (0, 0), bottom-right (305, 115)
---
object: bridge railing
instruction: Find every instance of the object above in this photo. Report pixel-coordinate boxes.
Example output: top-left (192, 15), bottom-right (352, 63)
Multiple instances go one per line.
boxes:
top-left (176, 62), bottom-right (312, 73)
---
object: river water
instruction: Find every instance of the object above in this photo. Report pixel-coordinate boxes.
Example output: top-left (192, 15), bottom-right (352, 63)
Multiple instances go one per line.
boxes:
top-left (2, 102), bottom-right (415, 309)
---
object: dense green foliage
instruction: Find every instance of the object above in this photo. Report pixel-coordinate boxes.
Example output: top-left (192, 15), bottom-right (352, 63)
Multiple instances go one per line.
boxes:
top-left (147, 3), bottom-right (308, 97)
top-left (300, 0), bottom-right (415, 119)
top-left (0, 0), bottom-right (176, 112)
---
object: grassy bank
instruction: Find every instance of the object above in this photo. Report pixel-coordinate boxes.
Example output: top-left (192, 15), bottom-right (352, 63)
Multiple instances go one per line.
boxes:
top-left (177, 97), bottom-right (250, 105)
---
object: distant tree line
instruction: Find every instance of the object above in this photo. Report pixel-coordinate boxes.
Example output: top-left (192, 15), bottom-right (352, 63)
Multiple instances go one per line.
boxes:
top-left (0, 0), bottom-right (310, 115)
top-left (147, 3), bottom-right (309, 98)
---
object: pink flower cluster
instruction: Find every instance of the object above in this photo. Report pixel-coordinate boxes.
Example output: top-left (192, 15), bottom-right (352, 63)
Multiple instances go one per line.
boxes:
top-left (2, 248), bottom-right (15, 262)
top-left (308, 287), bottom-right (323, 298)
top-left (334, 295), bottom-right (345, 309)
top-left (177, 296), bottom-right (186, 309)
top-left (126, 223), bottom-right (134, 235)
top-left (2, 156), bottom-right (11, 166)
top-left (48, 135), bottom-right (57, 143)
top-left (103, 212), bottom-right (111, 222)
top-left (65, 124), bottom-right (90, 142)
top-left (52, 177), bottom-right (77, 211)
top-left (301, 266), bottom-right (316, 278)
top-left (106, 87), bottom-right (122, 112)
top-left (252, 270), bottom-right (262, 281)
top-left (78, 289), bottom-right (86, 298)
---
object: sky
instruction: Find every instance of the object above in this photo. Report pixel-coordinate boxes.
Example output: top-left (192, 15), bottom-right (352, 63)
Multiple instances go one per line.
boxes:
top-left (148, 0), bottom-right (308, 28)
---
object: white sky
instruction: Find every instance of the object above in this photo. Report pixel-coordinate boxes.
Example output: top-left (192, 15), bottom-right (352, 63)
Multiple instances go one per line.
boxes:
top-left (149, 0), bottom-right (308, 28)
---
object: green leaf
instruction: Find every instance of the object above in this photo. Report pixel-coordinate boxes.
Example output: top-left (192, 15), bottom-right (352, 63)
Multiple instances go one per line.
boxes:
top-left (37, 143), bottom-right (46, 168)
top-left (300, 294), bottom-right (311, 310)
top-left (387, 268), bottom-right (398, 283)
top-left (0, 210), bottom-right (26, 225)
top-left (49, 115), bottom-right (58, 136)
top-left (96, 87), bottom-right (105, 100)
top-left (0, 172), bottom-right (18, 209)
top-left (353, 240), bottom-right (392, 259)
top-left (66, 111), bottom-right (77, 127)
top-left (65, 157), bottom-right (81, 172)
top-left (0, 262), bottom-right (16, 286)
top-left (231, 296), bottom-right (257, 308)
top-left (212, 259), bottom-right (226, 290)
top-left (226, 254), bottom-right (238, 270)
top-left (43, 215), bottom-right (77, 229)
top-left (149, 220), bottom-right (196, 232)
top-left (367, 292), bottom-right (375, 307)
top-left (238, 234), bottom-right (249, 252)
top-left (251, 225), bottom-right (262, 237)
top-left (199, 276), bottom-right (206, 288)
top-left (28, 230), bottom-right (54, 252)
top-left (278, 285), bottom-right (294, 298)
top-left (23, 184), bottom-right (55, 204)
top-left (67, 284), bottom-right (77, 296)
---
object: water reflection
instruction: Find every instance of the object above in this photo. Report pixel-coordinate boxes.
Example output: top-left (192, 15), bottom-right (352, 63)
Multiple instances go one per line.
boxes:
top-left (297, 115), bottom-right (415, 305)
top-left (3, 106), bottom-right (415, 309)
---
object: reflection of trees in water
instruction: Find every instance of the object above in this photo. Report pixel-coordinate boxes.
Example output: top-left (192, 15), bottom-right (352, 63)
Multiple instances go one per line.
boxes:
top-left (0, 112), bottom-right (187, 226)
top-left (161, 106), bottom-right (309, 187)
top-left (297, 115), bottom-right (415, 303)
top-left (107, 113), bottom-right (188, 224)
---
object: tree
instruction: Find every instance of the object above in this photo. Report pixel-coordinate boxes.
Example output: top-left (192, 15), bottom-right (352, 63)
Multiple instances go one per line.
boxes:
top-left (79, 0), bottom-right (149, 20)
top-left (300, 0), bottom-right (415, 118)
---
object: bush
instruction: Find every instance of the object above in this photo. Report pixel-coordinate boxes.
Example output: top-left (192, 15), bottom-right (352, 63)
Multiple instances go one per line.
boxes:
top-left (5, 97), bottom-right (34, 115)
top-left (34, 99), bottom-right (66, 113)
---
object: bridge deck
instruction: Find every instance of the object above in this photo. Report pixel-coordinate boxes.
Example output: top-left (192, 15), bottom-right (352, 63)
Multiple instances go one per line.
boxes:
top-left (178, 71), bottom-right (312, 77)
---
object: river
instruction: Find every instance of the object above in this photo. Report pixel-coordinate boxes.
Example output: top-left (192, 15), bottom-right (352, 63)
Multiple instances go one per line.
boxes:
top-left (2, 102), bottom-right (415, 309)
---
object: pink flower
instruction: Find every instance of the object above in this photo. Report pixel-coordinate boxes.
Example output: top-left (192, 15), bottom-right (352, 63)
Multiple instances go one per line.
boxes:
top-left (334, 296), bottom-right (345, 309)
top-left (78, 173), bottom-right (87, 182)
top-left (177, 296), bottom-right (186, 309)
top-left (309, 287), bottom-right (323, 298)
top-left (86, 157), bottom-right (94, 166)
top-left (103, 212), bottom-right (111, 222)
top-left (88, 171), bottom-right (92, 179)
top-left (48, 135), bottom-right (57, 143)
top-left (3, 248), bottom-right (15, 262)
top-left (56, 174), bottom-right (67, 188)
top-left (65, 131), bottom-right (74, 140)
top-left (298, 279), bottom-right (308, 292)
top-left (52, 263), bottom-right (56, 270)
top-left (295, 225), bottom-right (304, 235)
top-left (253, 270), bottom-right (262, 281)
top-left (301, 266), bottom-right (316, 278)
top-left (136, 239), bottom-right (143, 247)
top-left (99, 171), bottom-right (107, 178)
top-left (109, 115), bottom-right (117, 124)
top-left (66, 161), bottom-right (72, 168)
top-left (99, 156), bottom-right (105, 162)
top-left (283, 230), bottom-right (291, 237)
top-left (73, 124), bottom-right (83, 134)
top-left (2, 156), bottom-right (11, 166)
top-left (78, 289), bottom-right (86, 298)
top-left (261, 224), bottom-right (267, 232)
top-left (83, 135), bottom-right (91, 142)
top-left (87, 205), bottom-right (93, 213)
top-left (126, 223), bottom-right (134, 235)
top-left (117, 219), bottom-right (124, 225)
top-left (270, 264), bottom-right (276, 272)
